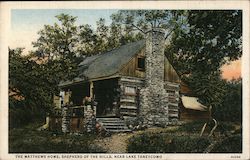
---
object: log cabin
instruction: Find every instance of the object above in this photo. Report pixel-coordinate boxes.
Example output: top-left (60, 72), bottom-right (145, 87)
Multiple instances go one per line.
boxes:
top-left (51, 28), bottom-right (210, 133)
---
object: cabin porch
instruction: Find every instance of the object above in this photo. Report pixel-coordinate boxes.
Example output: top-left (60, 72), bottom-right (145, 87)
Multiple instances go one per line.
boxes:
top-left (59, 77), bottom-right (121, 118)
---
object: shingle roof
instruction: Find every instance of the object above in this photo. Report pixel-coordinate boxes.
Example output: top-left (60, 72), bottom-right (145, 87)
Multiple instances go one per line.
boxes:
top-left (78, 40), bottom-right (145, 80)
top-left (59, 40), bottom-right (145, 87)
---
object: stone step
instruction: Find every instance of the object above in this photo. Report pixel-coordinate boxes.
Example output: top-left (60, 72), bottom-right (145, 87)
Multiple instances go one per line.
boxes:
top-left (103, 125), bottom-right (129, 129)
top-left (100, 122), bottom-right (125, 125)
top-left (96, 118), bottom-right (121, 121)
top-left (96, 117), bottom-right (132, 133)
top-left (96, 119), bottom-right (124, 123)
top-left (108, 129), bottom-right (132, 133)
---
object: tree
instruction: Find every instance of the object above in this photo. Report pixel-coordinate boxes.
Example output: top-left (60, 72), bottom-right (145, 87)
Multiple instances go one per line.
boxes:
top-left (9, 48), bottom-right (55, 110)
top-left (9, 48), bottom-right (54, 127)
top-left (213, 78), bottom-right (242, 122)
top-left (95, 18), bottom-right (109, 53)
top-left (32, 13), bottom-right (86, 85)
top-left (165, 10), bottom-right (242, 107)
top-left (111, 10), bottom-right (185, 39)
top-left (166, 10), bottom-right (242, 77)
top-left (107, 22), bottom-right (123, 49)
top-left (77, 24), bottom-right (98, 55)
top-left (32, 14), bottom-right (80, 60)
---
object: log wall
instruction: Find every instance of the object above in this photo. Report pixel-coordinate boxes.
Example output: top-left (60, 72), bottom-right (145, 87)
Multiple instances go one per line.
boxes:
top-left (164, 82), bottom-right (180, 120)
top-left (118, 76), bottom-right (144, 118)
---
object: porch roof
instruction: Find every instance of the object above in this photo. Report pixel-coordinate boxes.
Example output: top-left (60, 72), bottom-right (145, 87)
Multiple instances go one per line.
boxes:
top-left (181, 96), bottom-right (208, 111)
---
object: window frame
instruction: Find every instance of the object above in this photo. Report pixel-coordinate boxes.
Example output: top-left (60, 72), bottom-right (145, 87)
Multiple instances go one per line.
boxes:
top-left (137, 56), bottom-right (145, 71)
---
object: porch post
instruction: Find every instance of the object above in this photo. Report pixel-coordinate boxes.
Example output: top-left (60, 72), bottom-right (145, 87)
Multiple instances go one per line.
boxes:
top-left (90, 81), bottom-right (94, 98)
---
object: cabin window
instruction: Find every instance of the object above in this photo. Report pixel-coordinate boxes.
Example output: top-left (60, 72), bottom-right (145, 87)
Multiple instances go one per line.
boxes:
top-left (137, 57), bottom-right (145, 70)
top-left (124, 86), bottom-right (136, 95)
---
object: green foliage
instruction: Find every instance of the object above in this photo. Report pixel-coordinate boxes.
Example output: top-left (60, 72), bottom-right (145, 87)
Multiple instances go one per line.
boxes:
top-left (127, 133), bottom-right (211, 153)
top-left (9, 48), bottom-right (55, 107)
top-left (215, 122), bottom-right (236, 134)
top-left (9, 123), bottom-right (104, 153)
top-left (32, 13), bottom-right (85, 81)
top-left (213, 79), bottom-right (242, 122)
top-left (211, 134), bottom-right (242, 153)
top-left (187, 72), bottom-right (227, 107)
top-left (32, 14), bottom-right (79, 60)
top-left (171, 136), bottom-right (211, 153)
top-left (9, 48), bottom-right (52, 128)
top-left (165, 10), bottom-right (242, 107)
top-left (177, 120), bottom-right (207, 133)
top-left (9, 98), bottom-right (33, 129)
top-left (167, 10), bottom-right (242, 76)
top-left (111, 10), bottom-right (185, 33)
top-left (111, 10), bottom-right (186, 47)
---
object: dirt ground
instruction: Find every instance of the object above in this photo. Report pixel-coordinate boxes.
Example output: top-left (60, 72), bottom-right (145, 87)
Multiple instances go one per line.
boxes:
top-left (93, 133), bottom-right (132, 153)
top-left (93, 126), bottom-right (180, 153)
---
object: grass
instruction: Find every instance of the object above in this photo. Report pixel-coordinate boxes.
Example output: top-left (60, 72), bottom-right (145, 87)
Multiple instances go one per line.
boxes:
top-left (210, 134), bottom-right (242, 153)
top-left (9, 120), bottom-right (242, 153)
top-left (127, 120), bottom-right (242, 153)
top-left (127, 130), bottom-right (211, 153)
top-left (9, 122), bottom-right (105, 153)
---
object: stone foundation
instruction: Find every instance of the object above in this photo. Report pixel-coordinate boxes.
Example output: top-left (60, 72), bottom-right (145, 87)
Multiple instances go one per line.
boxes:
top-left (62, 107), bottom-right (70, 133)
top-left (84, 105), bottom-right (96, 133)
top-left (61, 104), bottom-right (96, 133)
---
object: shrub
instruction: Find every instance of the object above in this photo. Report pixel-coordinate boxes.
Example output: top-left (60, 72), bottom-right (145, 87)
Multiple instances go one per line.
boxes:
top-left (215, 121), bottom-right (235, 134)
top-left (210, 134), bottom-right (242, 153)
top-left (177, 120), bottom-right (207, 134)
top-left (9, 98), bottom-right (45, 129)
top-left (213, 79), bottom-right (242, 122)
top-left (171, 136), bottom-right (211, 153)
top-left (9, 125), bottom-right (105, 153)
top-left (127, 132), bottom-right (211, 153)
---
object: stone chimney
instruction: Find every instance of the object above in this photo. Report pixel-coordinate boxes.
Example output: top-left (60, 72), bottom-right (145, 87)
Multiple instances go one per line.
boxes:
top-left (139, 28), bottom-right (169, 126)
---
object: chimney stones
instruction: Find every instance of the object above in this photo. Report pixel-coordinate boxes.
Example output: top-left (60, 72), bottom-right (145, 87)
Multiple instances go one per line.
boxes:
top-left (139, 28), bottom-right (169, 126)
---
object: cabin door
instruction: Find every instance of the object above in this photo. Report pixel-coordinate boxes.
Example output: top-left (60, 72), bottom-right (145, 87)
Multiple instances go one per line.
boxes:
top-left (93, 78), bottom-right (119, 117)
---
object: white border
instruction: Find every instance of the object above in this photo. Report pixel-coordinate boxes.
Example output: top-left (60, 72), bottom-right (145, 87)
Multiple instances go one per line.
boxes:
top-left (0, 1), bottom-right (249, 160)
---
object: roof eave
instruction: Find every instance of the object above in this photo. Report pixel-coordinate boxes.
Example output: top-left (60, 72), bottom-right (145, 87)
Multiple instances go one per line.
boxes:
top-left (59, 74), bottom-right (120, 88)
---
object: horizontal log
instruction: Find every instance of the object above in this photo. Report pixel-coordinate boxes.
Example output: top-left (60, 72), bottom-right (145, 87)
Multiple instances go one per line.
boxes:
top-left (120, 111), bottom-right (137, 116)
top-left (168, 108), bottom-right (179, 112)
top-left (120, 105), bottom-right (137, 110)
top-left (120, 99), bottom-right (136, 103)
top-left (169, 102), bottom-right (178, 107)
top-left (120, 77), bottom-right (144, 84)
top-left (169, 113), bottom-right (179, 118)
top-left (165, 82), bottom-right (180, 87)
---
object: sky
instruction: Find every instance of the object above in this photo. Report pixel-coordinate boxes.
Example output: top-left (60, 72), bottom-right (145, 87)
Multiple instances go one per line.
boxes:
top-left (9, 9), bottom-right (241, 80)
top-left (10, 9), bottom-right (118, 52)
top-left (221, 59), bottom-right (241, 80)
